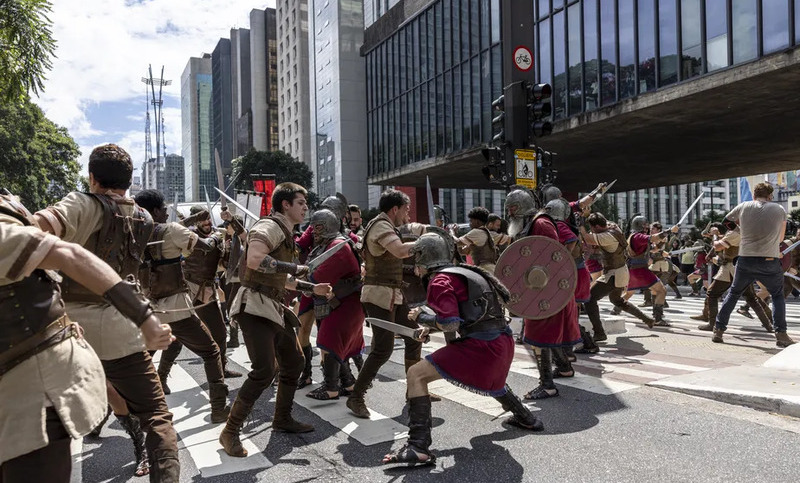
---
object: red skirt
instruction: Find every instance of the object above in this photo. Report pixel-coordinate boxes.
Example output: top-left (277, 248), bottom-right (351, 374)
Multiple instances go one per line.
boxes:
top-left (523, 300), bottom-right (582, 348)
top-left (628, 267), bottom-right (659, 290)
top-left (585, 258), bottom-right (603, 274)
top-left (426, 333), bottom-right (514, 397)
top-left (315, 293), bottom-right (365, 362)
top-left (298, 294), bottom-right (313, 316)
top-left (575, 266), bottom-right (591, 303)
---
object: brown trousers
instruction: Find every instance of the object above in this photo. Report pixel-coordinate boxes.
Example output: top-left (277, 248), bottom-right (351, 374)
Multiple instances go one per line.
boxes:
top-left (236, 311), bottom-right (304, 406)
top-left (158, 314), bottom-right (224, 384)
top-left (195, 302), bottom-right (229, 367)
top-left (0, 408), bottom-right (71, 483)
top-left (102, 351), bottom-right (179, 481)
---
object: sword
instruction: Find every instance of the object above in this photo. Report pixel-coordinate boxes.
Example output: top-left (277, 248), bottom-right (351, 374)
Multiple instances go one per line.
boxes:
top-left (305, 241), bottom-right (348, 276)
top-left (203, 186), bottom-right (216, 226)
top-left (147, 240), bottom-right (165, 246)
top-left (214, 187), bottom-right (260, 222)
top-left (593, 179), bottom-right (617, 201)
top-left (426, 176), bottom-right (436, 226)
top-left (214, 149), bottom-right (227, 210)
top-left (168, 192), bottom-right (179, 223)
top-left (676, 193), bottom-right (706, 226)
top-left (365, 317), bottom-right (428, 341)
top-left (785, 272), bottom-right (800, 282)
top-left (668, 246), bottom-right (704, 256)
top-left (782, 239), bottom-right (800, 255)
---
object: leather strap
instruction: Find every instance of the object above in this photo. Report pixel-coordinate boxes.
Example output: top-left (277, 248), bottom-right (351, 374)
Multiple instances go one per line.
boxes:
top-left (0, 316), bottom-right (78, 376)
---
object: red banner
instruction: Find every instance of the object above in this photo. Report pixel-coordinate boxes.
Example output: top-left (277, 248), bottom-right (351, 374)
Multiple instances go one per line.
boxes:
top-left (252, 177), bottom-right (276, 217)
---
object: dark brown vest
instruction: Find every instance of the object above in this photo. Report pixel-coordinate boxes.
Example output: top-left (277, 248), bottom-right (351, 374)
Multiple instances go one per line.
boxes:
top-left (470, 227), bottom-right (498, 267)
top-left (240, 216), bottom-right (298, 301)
top-left (362, 216), bottom-right (404, 288)
top-left (183, 227), bottom-right (222, 284)
top-left (143, 224), bottom-right (188, 299)
top-left (599, 226), bottom-right (628, 271)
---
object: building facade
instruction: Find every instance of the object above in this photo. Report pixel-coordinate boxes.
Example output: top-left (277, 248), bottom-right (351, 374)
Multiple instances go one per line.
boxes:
top-left (250, 8), bottom-right (280, 152)
top-left (231, 28), bottom-right (253, 158)
top-left (277, 0), bottom-right (313, 167)
top-left (181, 54), bottom-right (213, 202)
top-left (212, 38), bottom-right (235, 183)
top-left (309, 0), bottom-right (370, 208)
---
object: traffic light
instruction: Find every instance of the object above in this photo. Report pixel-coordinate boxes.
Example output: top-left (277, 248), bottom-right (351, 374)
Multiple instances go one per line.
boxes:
top-left (526, 83), bottom-right (553, 139)
top-left (491, 94), bottom-right (506, 145)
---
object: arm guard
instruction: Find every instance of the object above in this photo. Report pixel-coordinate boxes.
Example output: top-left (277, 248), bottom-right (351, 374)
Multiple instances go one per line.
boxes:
top-left (229, 216), bottom-right (245, 236)
top-left (103, 280), bottom-right (154, 327)
top-left (417, 312), bottom-right (438, 329)
top-left (257, 254), bottom-right (300, 275)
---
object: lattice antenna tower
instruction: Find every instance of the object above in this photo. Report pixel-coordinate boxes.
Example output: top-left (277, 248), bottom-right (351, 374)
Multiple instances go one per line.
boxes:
top-left (141, 65), bottom-right (172, 162)
top-left (143, 82), bottom-right (152, 162)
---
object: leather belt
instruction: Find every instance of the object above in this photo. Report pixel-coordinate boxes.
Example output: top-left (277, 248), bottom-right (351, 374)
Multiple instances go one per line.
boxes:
top-left (0, 315), bottom-right (78, 377)
top-left (240, 281), bottom-right (285, 302)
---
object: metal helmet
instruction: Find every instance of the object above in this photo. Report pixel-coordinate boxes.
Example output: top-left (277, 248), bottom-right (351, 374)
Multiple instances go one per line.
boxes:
top-left (544, 198), bottom-right (571, 221)
top-left (433, 205), bottom-right (449, 225)
top-left (542, 185), bottom-right (563, 204)
top-left (630, 215), bottom-right (648, 233)
top-left (310, 209), bottom-right (340, 242)
top-left (505, 189), bottom-right (537, 219)
top-left (413, 232), bottom-right (454, 270)
top-left (190, 205), bottom-right (206, 215)
top-left (321, 195), bottom-right (347, 221)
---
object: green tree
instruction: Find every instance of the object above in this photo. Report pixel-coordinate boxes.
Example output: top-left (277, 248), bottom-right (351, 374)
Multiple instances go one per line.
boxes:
top-left (0, 98), bottom-right (81, 210)
top-left (694, 210), bottom-right (727, 231)
top-left (231, 149), bottom-right (318, 205)
top-left (789, 208), bottom-right (800, 223)
top-left (0, 0), bottom-right (57, 101)
top-left (591, 195), bottom-right (619, 223)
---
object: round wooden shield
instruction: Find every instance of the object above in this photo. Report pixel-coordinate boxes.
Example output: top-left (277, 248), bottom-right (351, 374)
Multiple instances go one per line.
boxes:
top-left (494, 235), bottom-right (577, 320)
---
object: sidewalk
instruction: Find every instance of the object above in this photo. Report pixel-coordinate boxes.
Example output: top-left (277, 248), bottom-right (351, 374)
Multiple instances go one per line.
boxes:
top-left (649, 343), bottom-right (800, 418)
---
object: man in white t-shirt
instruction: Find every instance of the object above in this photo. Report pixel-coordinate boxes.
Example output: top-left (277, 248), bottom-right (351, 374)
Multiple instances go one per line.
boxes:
top-left (713, 183), bottom-right (795, 348)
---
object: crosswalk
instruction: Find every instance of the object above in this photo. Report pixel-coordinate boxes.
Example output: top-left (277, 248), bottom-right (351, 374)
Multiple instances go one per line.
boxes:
top-left (70, 292), bottom-right (800, 480)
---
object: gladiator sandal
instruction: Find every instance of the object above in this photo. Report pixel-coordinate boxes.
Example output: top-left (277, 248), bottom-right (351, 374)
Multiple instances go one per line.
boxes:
top-left (383, 395), bottom-right (435, 465)
top-left (219, 397), bottom-right (254, 457)
top-left (117, 414), bottom-right (150, 477)
top-left (495, 386), bottom-right (544, 431)
top-left (209, 382), bottom-right (231, 423)
top-left (652, 304), bottom-right (671, 327)
top-left (619, 302), bottom-right (655, 328)
top-left (564, 345), bottom-right (577, 362)
top-left (307, 355), bottom-right (341, 400)
top-left (339, 359), bottom-right (356, 396)
top-left (551, 348), bottom-right (575, 378)
top-left (298, 345), bottom-right (314, 389)
top-left (525, 349), bottom-right (558, 400)
top-left (273, 381), bottom-right (314, 433)
top-left (574, 326), bottom-right (599, 354)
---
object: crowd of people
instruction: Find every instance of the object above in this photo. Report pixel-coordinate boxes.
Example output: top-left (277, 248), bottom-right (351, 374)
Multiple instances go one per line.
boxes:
top-left (1, 143), bottom-right (796, 481)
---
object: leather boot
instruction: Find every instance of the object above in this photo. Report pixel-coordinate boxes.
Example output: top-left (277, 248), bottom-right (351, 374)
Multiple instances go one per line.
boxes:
top-left (117, 414), bottom-right (149, 477)
top-left (776, 331), bottom-right (796, 348)
top-left (308, 355), bottom-right (341, 400)
top-left (227, 322), bottom-right (240, 348)
top-left (148, 448), bottom-right (180, 483)
top-left (639, 290), bottom-right (653, 307)
top-left (495, 386), bottom-right (544, 431)
top-left (698, 297), bottom-right (717, 331)
top-left (298, 345), bottom-right (313, 389)
top-left (351, 354), bottom-right (364, 372)
top-left (273, 382), bottom-right (314, 433)
top-left (406, 395), bottom-right (433, 454)
top-left (551, 348), bottom-right (574, 377)
top-left (712, 327), bottom-right (725, 343)
top-left (339, 359), bottom-right (355, 393)
top-left (575, 326), bottom-right (599, 354)
top-left (619, 302), bottom-right (655, 328)
top-left (157, 340), bottom-right (181, 395)
top-left (653, 304), bottom-right (671, 327)
top-left (209, 382), bottom-right (231, 423)
top-left (219, 397), bottom-right (254, 457)
top-left (584, 301), bottom-right (607, 341)
top-left (526, 349), bottom-right (557, 399)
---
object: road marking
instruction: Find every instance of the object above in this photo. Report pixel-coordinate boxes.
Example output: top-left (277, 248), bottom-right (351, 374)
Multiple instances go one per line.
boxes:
top-left (165, 362), bottom-right (272, 478)
top-left (227, 346), bottom-right (409, 446)
top-left (70, 438), bottom-right (83, 483)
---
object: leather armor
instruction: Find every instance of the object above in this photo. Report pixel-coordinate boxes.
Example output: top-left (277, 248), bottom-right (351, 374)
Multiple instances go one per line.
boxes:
top-left (240, 216), bottom-right (298, 301)
top-left (436, 266), bottom-right (507, 337)
top-left (362, 216), bottom-right (404, 288)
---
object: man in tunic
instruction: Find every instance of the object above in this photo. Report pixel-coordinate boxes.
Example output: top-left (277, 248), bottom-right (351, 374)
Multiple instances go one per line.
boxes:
top-left (134, 190), bottom-right (231, 422)
top-left (381, 232), bottom-right (543, 465)
top-left (456, 206), bottom-right (498, 272)
top-left (219, 183), bottom-right (332, 457)
top-left (505, 190), bottom-right (580, 400)
top-left (304, 209), bottom-right (365, 400)
top-left (645, 221), bottom-right (682, 304)
top-left (0, 192), bottom-right (173, 482)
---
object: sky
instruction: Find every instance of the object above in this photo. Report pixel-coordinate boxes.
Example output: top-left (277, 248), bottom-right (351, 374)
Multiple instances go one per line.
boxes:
top-left (35, 0), bottom-right (277, 178)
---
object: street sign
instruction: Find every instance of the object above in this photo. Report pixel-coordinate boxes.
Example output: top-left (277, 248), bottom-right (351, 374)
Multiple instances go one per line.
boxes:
top-left (513, 46), bottom-right (533, 72)
top-left (514, 149), bottom-right (537, 189)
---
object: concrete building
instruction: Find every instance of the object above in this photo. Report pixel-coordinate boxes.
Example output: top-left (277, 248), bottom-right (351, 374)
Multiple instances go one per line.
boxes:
top-left (308, 0), bottom-right (370, 208)
top-left (212, 38), bottom-right (234, 183)
top-left (250, 8), bottom-right (280, 152)
top-left (277, 0), bottom-right (312, 166)
top-left (231, 28), bottom-right (253, 158)
top-left (163, 154), bottom-right (186, 203)
top-left (181, 54), bottom-right (213, 202)
top-left (362, 0), bottom-right (800, 197)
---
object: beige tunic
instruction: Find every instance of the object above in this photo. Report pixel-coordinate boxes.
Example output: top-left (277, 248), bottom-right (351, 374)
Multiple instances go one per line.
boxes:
top-left (0, 214), bottom-right (107, 464)
top-left (460, 228), bottom-right (496, 272)
top-left (585, 230), bottom-right (630, 288)
top-left (229, 213), bottom-right (290, 327)
top-left (713, 229), bottom-right (742, 283)
top-left (360, 212), bottom-right (404, 311)
top-left (35, 191), bottom-right (144, 360)
top-left (150, 223), bottom-right (198, 324)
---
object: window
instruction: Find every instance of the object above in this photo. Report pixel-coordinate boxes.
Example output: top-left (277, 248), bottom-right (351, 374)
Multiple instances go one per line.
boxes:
top-left (681, 0), bottom-right (702, 79)
top-left (583, 0), bottom-right (598, 111)
top-left (732, 0), bottom-right (757, 64)
top-left (601, 0), bottom-right (617, 104)
top-left (553, 11), bottom-right (566, 119)
top-left (567, 3), bottom-right (582, 115)
top-left (638, 0), bottom-right (656, 93)
top-left (706, 0), bottom-right (729, 72)
top-left (538, 18), bottom-right (552, 84)
top-left (659, 0), bottom-right (678, 86)
top-left (763, 0), bottom-right (790, 53)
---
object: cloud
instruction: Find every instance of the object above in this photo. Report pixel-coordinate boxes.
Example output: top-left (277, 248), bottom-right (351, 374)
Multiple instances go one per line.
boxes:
top-left (35, 0), bottom-right (276, 170)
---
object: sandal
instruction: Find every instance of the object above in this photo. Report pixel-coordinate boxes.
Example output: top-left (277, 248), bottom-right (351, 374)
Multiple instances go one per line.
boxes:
top-left (524, 386), bottom-right (559, 400)
top-left (382, 444), bottom-right (436, 465)
top-left (306, 386), bottom-right (340, 400)
top-left (553, 370), bottom-right (574, 379)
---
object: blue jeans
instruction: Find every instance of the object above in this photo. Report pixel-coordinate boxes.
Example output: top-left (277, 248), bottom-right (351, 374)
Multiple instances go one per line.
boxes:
top-left (716, 257), bottom-right (786, 332)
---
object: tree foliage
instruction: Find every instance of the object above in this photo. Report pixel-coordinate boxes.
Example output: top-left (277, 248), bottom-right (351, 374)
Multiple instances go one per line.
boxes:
top-left (789, 208), bottom-right (800, 223)
top-left (0, 0), bottom-right (57, 101)
top-left (693, 209), bottom-right (727, 231)
top-left (0, 98), bottom-right (81, 210)
top-left (231, 149), bottom-right (318, 205)
top-left (591, 195), bottom-right (619, 223)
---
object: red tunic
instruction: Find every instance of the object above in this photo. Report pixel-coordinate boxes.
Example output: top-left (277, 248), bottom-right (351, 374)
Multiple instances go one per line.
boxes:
top-left (424, 272), bottom-right (515, 397)
top-left (522, 217), bottom-right (582, 348)
top-left (556, 221), bottom-right (591, 303)
top-left (627, 232), bottom-right (659, 290)
top-left (309, 238), bottom-right (365, 362)
top-left (296, 226), bottom-right (358, 315)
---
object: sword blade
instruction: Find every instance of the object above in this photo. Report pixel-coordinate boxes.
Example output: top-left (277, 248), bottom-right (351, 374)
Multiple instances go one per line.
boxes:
top-left (214, 149), bottom-right (227, 210)
top-left (306, 242), bottom-right (348, 274)
top-left (668, 246), bottom-right (703, 256)
top-left (169, 192), bottom-right (179, 223)
top-left (203, 186), bottom-right (216, 226)
top-left (782, 239), bottom-right (800, 255)
top-left (785, 272), bottom-right (800, 282)
top-left (426, 176), bottom-right (436, 226)
top-left (677, 192), bottom-right (705, 226)
top-left (214, 187), bottom-right (259, 222)
top-left (365, 317), bottom-right (423, 339)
